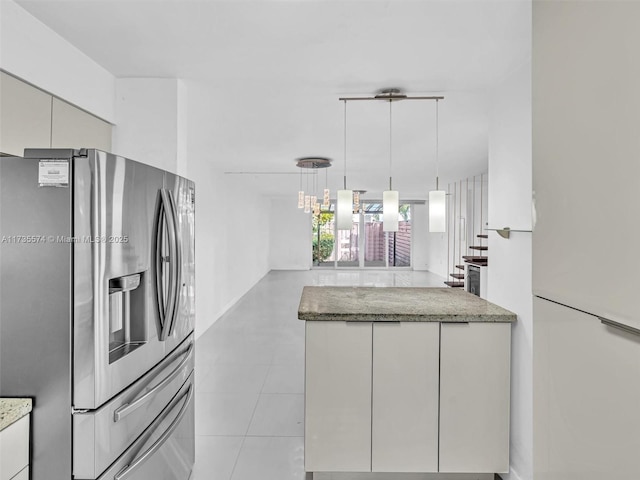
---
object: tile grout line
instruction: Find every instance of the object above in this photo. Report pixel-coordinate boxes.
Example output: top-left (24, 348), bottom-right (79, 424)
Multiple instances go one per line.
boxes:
top-left (227, 435), bottom-right (248, 480)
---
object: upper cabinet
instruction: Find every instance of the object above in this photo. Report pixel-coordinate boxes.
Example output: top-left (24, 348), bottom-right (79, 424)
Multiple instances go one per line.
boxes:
top-left (51, 98), bottom-right (111, 150)
top-left (0, 72), bottom-right (51, 155)
top-left (0, 72), bottom-right (112, 156)
top-left (532, 1), bottom-right (640, 327)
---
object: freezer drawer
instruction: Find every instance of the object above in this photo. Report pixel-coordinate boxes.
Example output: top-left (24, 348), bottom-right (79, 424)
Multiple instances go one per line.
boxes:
top-left (77, 372), bottom-right (195, 480)
top-left (74, 336), bottom-right (194, 479)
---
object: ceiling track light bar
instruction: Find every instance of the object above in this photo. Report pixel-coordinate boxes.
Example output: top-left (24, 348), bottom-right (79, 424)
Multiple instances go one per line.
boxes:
top-left (338, 95), bottom-right (444, 101)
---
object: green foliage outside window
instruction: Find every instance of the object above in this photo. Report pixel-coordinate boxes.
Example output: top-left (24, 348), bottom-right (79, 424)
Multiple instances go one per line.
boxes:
top-left (312, 212), bottom-right (334, 263)
top-left (313, 233), bottom-right (335, 263)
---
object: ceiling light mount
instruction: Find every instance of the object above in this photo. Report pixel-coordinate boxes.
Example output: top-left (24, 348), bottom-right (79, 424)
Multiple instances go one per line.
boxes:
top-left (374, 88), bottom-right (407, 102)
top-left (296, 157), bottom-right (332, 169)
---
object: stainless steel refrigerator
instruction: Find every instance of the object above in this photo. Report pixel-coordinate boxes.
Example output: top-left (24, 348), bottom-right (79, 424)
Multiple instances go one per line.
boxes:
top-left (0, 149), bottom-right (196, 480)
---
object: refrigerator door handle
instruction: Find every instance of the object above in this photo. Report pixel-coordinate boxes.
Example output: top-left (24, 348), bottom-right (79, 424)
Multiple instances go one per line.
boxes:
top-left (113, 341), bottom-right (194, 422)
top-left (165, 189), bottom-right (182, 339)
top-left (114, 382), bottom-right (194, 480)
top-left (156, 189), bottom-right (179, 341)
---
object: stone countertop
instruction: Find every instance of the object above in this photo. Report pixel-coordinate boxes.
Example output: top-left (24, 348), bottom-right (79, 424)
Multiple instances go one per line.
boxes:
top-left (298, 286), bottom-right (516, 323)
top-left (0, 398), bottom-right (33, 431)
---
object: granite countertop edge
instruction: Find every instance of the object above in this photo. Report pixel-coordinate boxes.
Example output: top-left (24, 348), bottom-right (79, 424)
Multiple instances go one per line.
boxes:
top-left (0, 398), bottom-right (33, 432)
top-left (298, 286), bottom-right (517, 323)
top-left (298, 312), bottom-right (516, 322)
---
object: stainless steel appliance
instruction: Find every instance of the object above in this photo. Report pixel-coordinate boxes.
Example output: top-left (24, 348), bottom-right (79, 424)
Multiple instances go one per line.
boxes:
top-left (466, 265), bottom-right (480, 297)
top-left (0, 149), bottom-right (195, 480)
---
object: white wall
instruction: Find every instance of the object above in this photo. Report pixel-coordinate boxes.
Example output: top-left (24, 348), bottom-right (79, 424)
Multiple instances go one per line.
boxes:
top-left (0, 0), bottom-right (115, 123)
top-left (186, 81), bottom-right (271, 336)
top-left (188, 163), bottom-right (271, 338)
top-left (269, 197), bottom-right (312, 270)
top-left (113, 78), bottom-right (271, 337)
top-left (0, 1), bottom-right (273, 338)
top-left (487, 58), bottom-right (533, 480)
top-left (112, 78), bottom-right (187, 175)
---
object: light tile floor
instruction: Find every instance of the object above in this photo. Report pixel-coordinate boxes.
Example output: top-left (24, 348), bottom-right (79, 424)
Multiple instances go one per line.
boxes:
top-left (192, 269), bottom-right (445, 480)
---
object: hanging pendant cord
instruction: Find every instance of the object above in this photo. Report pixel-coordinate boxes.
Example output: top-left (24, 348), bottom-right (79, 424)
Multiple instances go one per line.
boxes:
top-left (389, 100), bottom-right (393, 190)
top-left (436, 99), bottom-right (439, 190)
top-left (343, 100), bottom-right (347, 190)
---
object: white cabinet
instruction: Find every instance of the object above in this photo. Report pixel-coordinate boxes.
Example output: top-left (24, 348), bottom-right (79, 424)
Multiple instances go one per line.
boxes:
top-left (372, 322), bottom-right (439, 472)
top-left (51, 97), bottom-right (112, 151)
top-left (532, 1), bottom-right (640, 327)
top-left (305, 321), bottom-right (372, 472)
top-left (533, 297), bottom-right (640, 480)
top-left (0, 415), bottom-right (30, 480)
top-left (0, 72), bottom-right (52, 156)
top-left (305, 320), bottom-right (511, 474)
top-left (10, 469), bottom-right (28, 480)
top-left (439, 322), bottom-right (511, 473)
top-left (0, 73), bottom-right (112, 157)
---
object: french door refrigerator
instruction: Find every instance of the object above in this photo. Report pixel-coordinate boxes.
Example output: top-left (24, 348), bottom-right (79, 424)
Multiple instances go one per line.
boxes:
top-left (0, 149), bottom-right (196, 480)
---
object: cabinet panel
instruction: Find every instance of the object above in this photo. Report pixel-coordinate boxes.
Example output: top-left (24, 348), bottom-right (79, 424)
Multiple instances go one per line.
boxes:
top-left (305, 321), bottom-right (372, 472)
top-left (0, 72), bottom-right (51, 156)
top-left (439, 323), bottom-right (510, 473)
top-left (11, 467), bottom-right (28, 480)
top-left (51, 97), bottom-right (112, 151)
top-left (0, 415), bottom-right (29, 480)
top-left (533, 297), bottom-right (640, 480)
top-left (372, 322), bottom-right (439, 472)
top-left (532, 1), bottom-right (640, 325)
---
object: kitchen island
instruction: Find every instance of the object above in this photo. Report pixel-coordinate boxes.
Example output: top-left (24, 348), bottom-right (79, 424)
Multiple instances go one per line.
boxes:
top-left (1, 398), bottom-right (32, 480)
top-left (299, 286), bottom-right (516, 478)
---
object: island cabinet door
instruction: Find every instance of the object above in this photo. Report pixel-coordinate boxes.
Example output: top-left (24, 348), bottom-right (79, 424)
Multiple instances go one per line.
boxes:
top-left (372, 322), bottom-right (440, 472)
top-left (439, 322), bottom-right (511, 473)
top-left (304, 321), bottom-right (372, 472)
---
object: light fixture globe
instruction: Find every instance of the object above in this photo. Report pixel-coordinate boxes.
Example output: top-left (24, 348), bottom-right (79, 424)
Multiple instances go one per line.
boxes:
top-left (336, 190), bottom-right (353, 230)
top-left (429, 190), bottom-right (446, 232)
top-left (383, 190), bottom-right (399, 232)
top-left (428, 99), bottom-right (446, 233)
top-left (336, 101), bottom-right (353, 230)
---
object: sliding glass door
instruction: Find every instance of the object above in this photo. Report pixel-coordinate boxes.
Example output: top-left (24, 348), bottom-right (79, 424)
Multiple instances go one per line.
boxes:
top-left (312, 203), bottom-right (412, 269)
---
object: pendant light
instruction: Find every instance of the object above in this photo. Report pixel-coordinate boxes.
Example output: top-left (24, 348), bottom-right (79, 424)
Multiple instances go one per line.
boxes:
top-left (296, 157), bottom-right (332, 214)
top-left (429, 99), bottom-right (446, 232)
top-left (336, 89), bottom-right (445, 230)
top-left (322, 165), bottom-right (330, 209)
top-left (383, 97), bottom-right (399, 232)
top-left (304, 168), bottom-right (311, 213)
top-left (297, 166), bottom-right (304, 208)
top-left (336, 100), bottom-right (353, 230)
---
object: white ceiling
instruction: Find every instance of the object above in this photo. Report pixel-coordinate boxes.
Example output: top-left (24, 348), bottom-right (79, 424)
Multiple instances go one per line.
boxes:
top-left (16, 0), bottom-right (531, 198)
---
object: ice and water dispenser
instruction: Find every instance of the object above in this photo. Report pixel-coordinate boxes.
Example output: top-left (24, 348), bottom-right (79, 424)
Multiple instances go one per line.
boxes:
top-left (108, 273), bottom-right (146, 363)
